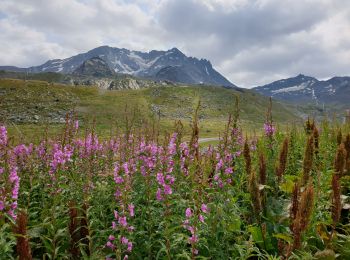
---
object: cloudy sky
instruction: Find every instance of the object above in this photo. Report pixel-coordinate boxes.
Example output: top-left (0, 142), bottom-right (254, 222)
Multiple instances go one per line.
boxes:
top-left (0, 0), bottom-right (349, 88)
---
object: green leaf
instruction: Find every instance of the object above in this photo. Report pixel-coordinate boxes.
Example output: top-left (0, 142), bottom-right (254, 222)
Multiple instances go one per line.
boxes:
top-left (273, 233), bottom-right (293, 243)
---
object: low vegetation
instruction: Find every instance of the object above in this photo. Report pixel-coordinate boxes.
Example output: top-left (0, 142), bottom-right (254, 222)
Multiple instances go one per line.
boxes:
top-left (1, 96), bottom-right (349, 259)
top-left (0, 78), bottom-right (299, 142)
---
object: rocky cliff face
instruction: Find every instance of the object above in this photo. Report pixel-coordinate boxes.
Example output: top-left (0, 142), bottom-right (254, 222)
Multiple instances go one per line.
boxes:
top-left (72, 57), bottom-right (116, 77)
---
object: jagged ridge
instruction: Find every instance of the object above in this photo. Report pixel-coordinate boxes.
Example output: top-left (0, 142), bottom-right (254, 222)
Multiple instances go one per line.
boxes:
top-left (0, 46), bottom-right (235, 87)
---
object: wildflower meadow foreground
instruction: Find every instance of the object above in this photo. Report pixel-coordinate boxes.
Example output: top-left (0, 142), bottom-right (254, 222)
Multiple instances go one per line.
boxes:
top-left (1, 103), bottom-right (350, 259)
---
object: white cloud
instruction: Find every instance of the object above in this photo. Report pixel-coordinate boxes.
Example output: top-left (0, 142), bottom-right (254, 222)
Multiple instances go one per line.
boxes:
top-left (0, 0), bottom-right (349, 87)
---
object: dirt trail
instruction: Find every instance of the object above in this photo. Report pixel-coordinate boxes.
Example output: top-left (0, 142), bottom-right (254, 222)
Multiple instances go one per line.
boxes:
top-left (198, 137), bottom-right (220, 143)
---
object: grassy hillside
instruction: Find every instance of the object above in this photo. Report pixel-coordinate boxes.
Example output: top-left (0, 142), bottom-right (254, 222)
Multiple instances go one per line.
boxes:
top-left (0, 78), bottom-right (300, 142)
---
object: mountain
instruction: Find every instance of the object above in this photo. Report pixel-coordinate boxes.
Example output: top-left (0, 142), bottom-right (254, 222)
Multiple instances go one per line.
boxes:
top-left (0, 46), bottom-right (234, 87)
top-left (72, 57), bottom-right (116, 77)
top-left (253, 74), bottom-right (350, 105)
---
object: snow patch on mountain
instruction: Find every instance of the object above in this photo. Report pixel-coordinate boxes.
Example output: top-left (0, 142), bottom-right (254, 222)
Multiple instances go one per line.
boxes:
top-left (271, 82), bottom-right (309, 94)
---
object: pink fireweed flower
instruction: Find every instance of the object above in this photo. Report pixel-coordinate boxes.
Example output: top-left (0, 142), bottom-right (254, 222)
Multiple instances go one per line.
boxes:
top-left (168, 133), bottom-right (177, 156)
top-left (201, 204), bottom-right (208, 213)
top-left (218, 180), bottom-right (224, 188)
top-left (156, 172), bottom-right (165, 186)
top-left (121, 236), bottom-right (129, 245)
top-left (215, 159), bottom-right (224, 172)
top-left (127, 242), bottom-right (133, 252)
top-left (113, 164), bottom-right (124, 184)
top-left (106, 241), bottom-right (115, 250)
top-left (140, 166), bottom-right (146, 176)
top-left (0, 125), bottom-right (8, 146)
top-left (156, 188), bottom-right (163, 201)
top-left (189, 234), bottom-right (198, 244)
top-left (199, 214), bottom-right (204, 223)
top-left (179, 144), bottom-right (190, 175)
top-left (112, 221), bottom-right (117, 230)
top-left (163, 184), bottom-right (172, 195)
top-left (185, 208), bottom-right (192, 218)
top-left (49, 144), bottom-right (74, 176)
top-left (118, 216), bottom-right (128, 227)
top-left (122, 162), bottom-right (130, 175)
top-left (188, 226), bottom-right (195, 235)
top-left (114, 175), bottom-right (124, 184)
top-left (183, 219), bottom-right (190, 228)
top-left (114, 189), bottom-right (122, 198)
top-left (224, 167), bottom-right (233, 175)
top-left (7, 162), bottom-right (20, 219)
top-left (128, 204), bottom-right (135, 217)
top-left (74, 120), bottom-right (79, 131)
top-left (250, 138), bottom-right (258, 151)
top-left (127, 226), bottom-right (135, 232)
top-left (108, 235), bottom-right (115, 241)
top-left (166, 174), bottom-right (175, 184)
top-left (263, 122), bottom-right (275, 137)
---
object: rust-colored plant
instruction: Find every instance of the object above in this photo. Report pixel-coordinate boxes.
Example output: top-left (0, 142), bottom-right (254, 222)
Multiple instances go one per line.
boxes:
top-left (305, 118), bottom-right (315, 135)
top-left (14, 211), bottom-right (32, 260)
top-left (336, 129), bottom-right (342, 146)
top-left (344, 134), bottom-right (350, 174)
top-left (334, 143), bottom-right (347, 176)
top-left (249, 170), bottom-right (262, 220)
top-left (290, 183), bottom-right (299, 234)
top-left (331, 173), bottom-right (341, 226)
top-left (276, 137), bottom-right (289, 182)
top-left (243, 139), bottom-right (251, 176)
top-left (313, 127), bottom-right (319, 156)
top-left (302, 136), bottom-right (314, 185)
top-left (80, 203), bottom-right (90, 256)
top-left (259, 152), bottom-right (267, 185)
top-left (291, 184), bottom-right (314, 250)
top-left (68, 201), bottom-right (80, 258)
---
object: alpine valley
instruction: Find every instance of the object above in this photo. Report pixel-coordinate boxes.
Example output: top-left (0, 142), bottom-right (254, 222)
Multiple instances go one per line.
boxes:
top-left (1, 46), bottom-right (349, 126)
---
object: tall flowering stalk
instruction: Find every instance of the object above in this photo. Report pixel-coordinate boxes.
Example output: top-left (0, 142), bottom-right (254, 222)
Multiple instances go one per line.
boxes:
top-left (276, 137), bottom-right (289, 183)
top-left (155, 133), bottom-right (177, 202)
top-left (302, 136), bottom-right (314, 186)
top-left (343, 134), bottom-right (350, 175)
top-left (14, 211), bottom-right (32, 259)
top-left (290, 183), bottom-right (314, 251)
top-left (259, 153), bottom-right (267, 186)
top-left (211, 149), bottom-right (236, 189)
top-left (249, 170), bottom-right (262, 222)
top-left (331, 143), bottom-right (346, 231)
top-left (336, 129), bottom-right (342, 146)
top-left (107, 153), bottom-right (136, 259)
top-left (264, 97), bottom-right (275, 145)
top-left (68, 201), bottom-right (80, 258)
top-left (304, 118), bottom-right (315, 135)
top-left (0, 125), bottom-right (20, 220)
top-left (183, 203), bottom-right (209, 258)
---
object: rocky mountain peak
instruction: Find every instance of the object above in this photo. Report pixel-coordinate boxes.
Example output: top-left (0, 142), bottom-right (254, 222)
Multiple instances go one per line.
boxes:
top-left (0, 45), bottom-right (235, 87)
top-left (72, 56), bottom-right (116, 77)
top-left (253, 74), bottom-right (350, 105)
